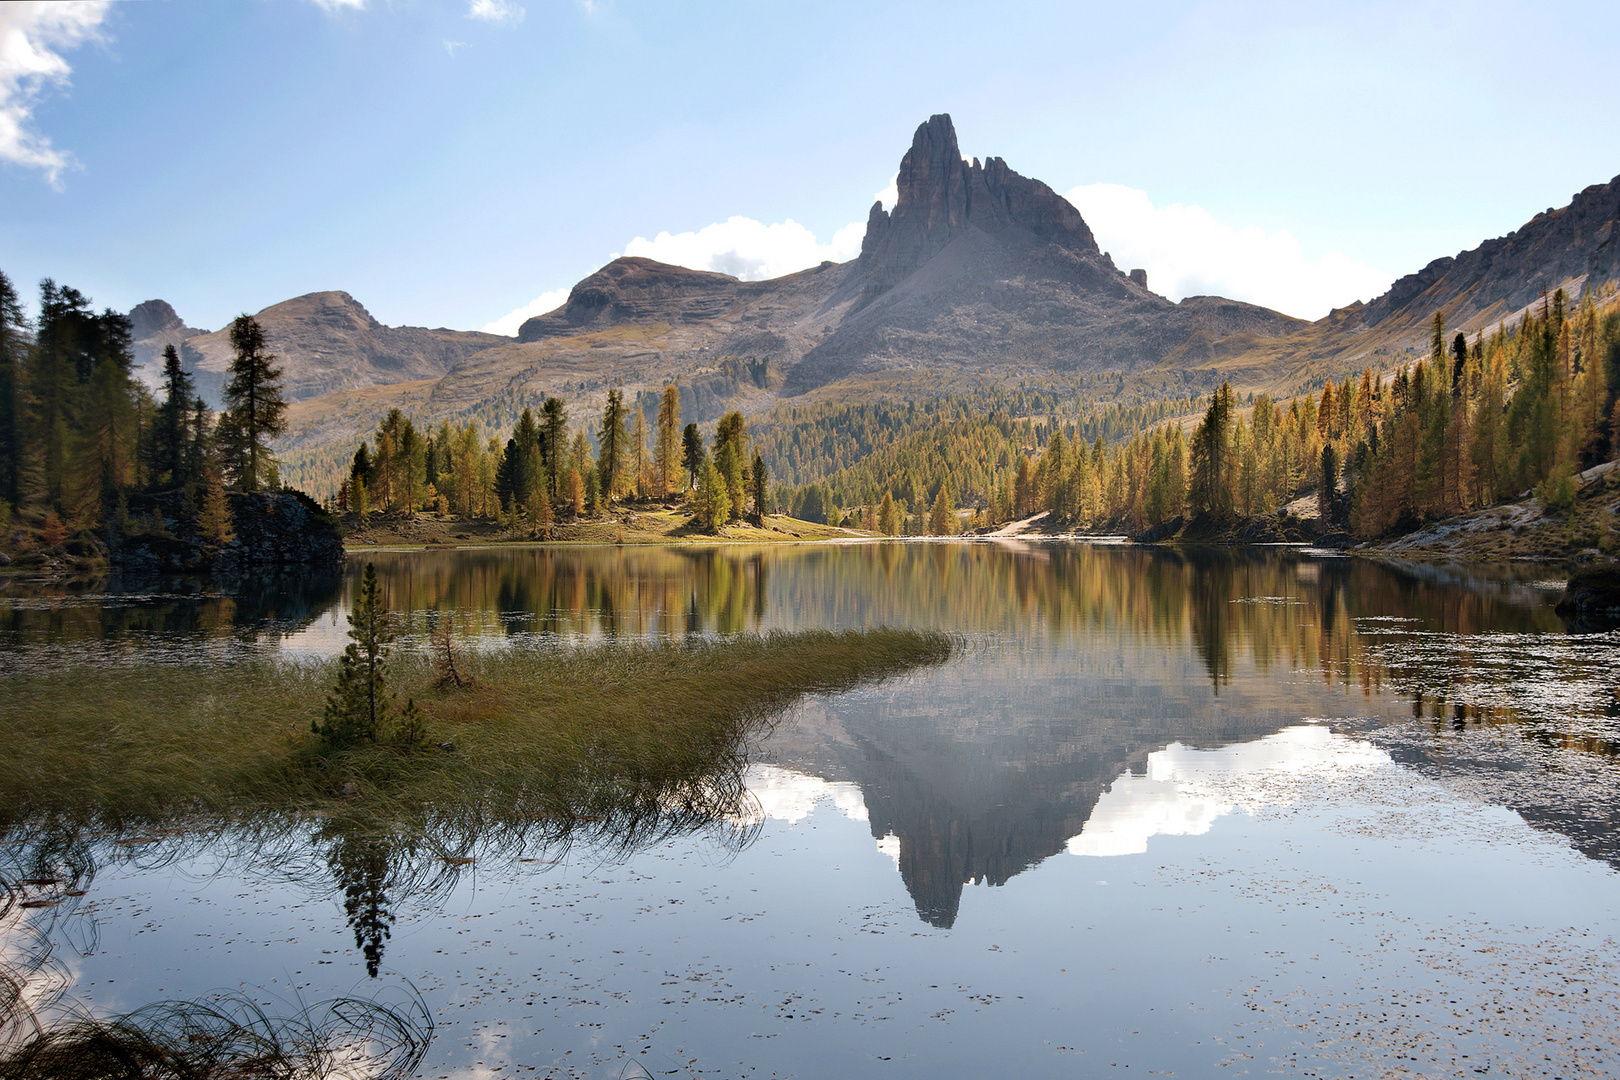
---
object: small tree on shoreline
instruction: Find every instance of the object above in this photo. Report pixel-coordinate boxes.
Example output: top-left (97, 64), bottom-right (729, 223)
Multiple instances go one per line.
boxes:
top-left (314, 562), bottom-right (426, 752)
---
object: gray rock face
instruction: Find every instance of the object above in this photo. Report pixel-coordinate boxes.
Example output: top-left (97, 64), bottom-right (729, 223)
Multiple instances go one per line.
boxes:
top-left (1361, 173), bottom-right (1620, 333)
top-left (517, 258), bottom-right (741, 340)
top-left (129, 299), bottom-right (194, 341)
top-left (129, 299), bottom-right (209, 397)
top-left (782, 114), bottom-right (1309, 394)
top-left (857, 114), bottom-right (1098, 306)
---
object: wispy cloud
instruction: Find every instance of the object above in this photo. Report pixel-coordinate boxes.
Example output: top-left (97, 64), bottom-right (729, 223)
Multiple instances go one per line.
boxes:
top-left (444, 39), bottom-right (468, 56)
top-left (619, 216), bottom-right (865, 281)
top-left (1064, 183), bottom-right (1392, 320)
top-left (482, 286), bottom-right (570, 336)
top-left (0, 1), bottom-right (109, 188)
top-left (467, 0), bottom-right (526, 24)
top-left (305, 0), bottom-right (367, 12)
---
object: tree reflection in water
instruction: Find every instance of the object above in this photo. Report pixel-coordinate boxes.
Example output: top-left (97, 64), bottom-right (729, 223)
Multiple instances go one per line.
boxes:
top-left (0, 688), bottom-right (768, 1072)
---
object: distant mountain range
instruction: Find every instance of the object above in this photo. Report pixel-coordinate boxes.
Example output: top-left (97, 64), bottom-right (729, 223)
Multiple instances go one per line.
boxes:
top-left (130, 114), bottom-right (1620, 486)
top-left (130, 292), bottom-right (505, 406)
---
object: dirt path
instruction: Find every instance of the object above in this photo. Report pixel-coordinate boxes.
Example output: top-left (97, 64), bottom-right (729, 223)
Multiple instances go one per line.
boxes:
top-left (984, 511), bottom-right (1050, 538)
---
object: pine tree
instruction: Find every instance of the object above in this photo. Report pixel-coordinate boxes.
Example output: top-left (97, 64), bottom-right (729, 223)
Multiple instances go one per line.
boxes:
top-left (929, 483), bottom-right (954, 535)
top-left (598, 388), bottom-right (627, 503)
top-left (878, 489), bottom-right (901, 536)
top-left (655, 385), bottom-right (680, 496)
top-left (0, 270), bottom-right (26, 508)
top-left (1190, 383), bottom-right (1235, 519)
top-left (681, 422), bottom-right (703, 490)
top-left (30, 281), bottom-right (93, 507)
top-left (313, 562), bottom-right (427, 752)
top-left (692, 451), bottom-right (730, 531)
top-left (219, 315), bottom-right (286, 492)
top-left (714, 411), bottom-right (747, 522)
top-left (153, 344), bottom-right (195, 489)
top-left (198, 468), bottom-right (235, 546)
top-left (542, 396), bottom-right (568, 498)
top-left (751, 452), bottom-right (768, 523)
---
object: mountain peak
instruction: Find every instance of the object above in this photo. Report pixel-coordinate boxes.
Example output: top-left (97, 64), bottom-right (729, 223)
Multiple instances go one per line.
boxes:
top-left (129, 298), bottom-right (195, 340)
top-left (856, 113), bottom-right (1099, 305)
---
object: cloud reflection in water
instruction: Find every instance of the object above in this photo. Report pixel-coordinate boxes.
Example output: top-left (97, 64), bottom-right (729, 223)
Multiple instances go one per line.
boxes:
top-left (1069, 725), bottom-right (1389, 857)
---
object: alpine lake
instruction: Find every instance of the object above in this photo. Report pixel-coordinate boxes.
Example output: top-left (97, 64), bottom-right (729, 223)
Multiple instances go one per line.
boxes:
top-left (3, 539), bottom-right (1619, 1079)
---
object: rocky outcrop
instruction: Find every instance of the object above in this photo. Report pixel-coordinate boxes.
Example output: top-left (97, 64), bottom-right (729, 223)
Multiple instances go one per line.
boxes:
top-left (781, 114), bottom-right (1309, 394)
top-left (1359, 173), bottom-right (1620, 335)
top-left (110, 491), bottom-right (345, 576)
top-left (129, 299), bottom-right (209, 396)
top-left (1556, 565), bottom-right (1620, 618)
top-left (517, 258), bottom-right (741, 340)
top-left (856, 113), bottom-right (1099, 307)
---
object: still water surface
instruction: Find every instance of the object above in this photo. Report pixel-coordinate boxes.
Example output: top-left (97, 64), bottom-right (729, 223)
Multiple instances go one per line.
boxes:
top-left (4, 542), bottom-right (1619, 1077)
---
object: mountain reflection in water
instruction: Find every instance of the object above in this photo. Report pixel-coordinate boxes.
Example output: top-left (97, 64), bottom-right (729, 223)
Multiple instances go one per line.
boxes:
top-left (5, 541), bottom-right (1620, 1077)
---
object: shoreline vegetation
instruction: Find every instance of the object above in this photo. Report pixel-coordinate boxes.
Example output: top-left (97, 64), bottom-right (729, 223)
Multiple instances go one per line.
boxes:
top-left (0, 626), bottom-right (954, 832)
top-left (0, 544), bottom-right (952, 1077)
top-left (2, 264), bottom-right (1617, 582)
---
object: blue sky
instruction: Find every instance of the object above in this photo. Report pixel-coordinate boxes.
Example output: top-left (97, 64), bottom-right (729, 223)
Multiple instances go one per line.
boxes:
top-left (3, 0), bottom-right (1618, 332)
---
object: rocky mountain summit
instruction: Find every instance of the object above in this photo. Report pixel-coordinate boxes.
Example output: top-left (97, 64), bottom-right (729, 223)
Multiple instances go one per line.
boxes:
top-left (856, 114), bottom-right (1101, 306)
top-left (135, 291), bottom-right (507, 407)
top-left (129, 299), bottom-right (209, 392)
top-left (242, 112), bottom-right (1619, 488)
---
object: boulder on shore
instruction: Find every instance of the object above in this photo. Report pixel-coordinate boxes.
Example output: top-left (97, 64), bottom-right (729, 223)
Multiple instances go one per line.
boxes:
top-left (1555, 565), bottom-right (1620, 618)
top-left (109, 490), bottom-right (344, 575)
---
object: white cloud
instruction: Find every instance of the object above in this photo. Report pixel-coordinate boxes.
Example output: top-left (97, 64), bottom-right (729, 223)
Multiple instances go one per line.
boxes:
top-left (306, 0), bottom-right (366, 12)
top-left (467, 0), bottom-right (526, 24)
top-left (874, 173), bottom-right (897, 212)
top-left (482, 286), bottom-right (570, 336)
top-left (0, 1), bottom-right (108, 187)
top-left (619, 215), bottom-right (866, 282)
top-left (1063, 183), bottom-right (1393, 320)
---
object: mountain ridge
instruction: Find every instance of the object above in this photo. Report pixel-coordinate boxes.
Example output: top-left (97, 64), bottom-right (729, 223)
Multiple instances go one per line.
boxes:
top-left (125, 113), bottom-right (1618, 495)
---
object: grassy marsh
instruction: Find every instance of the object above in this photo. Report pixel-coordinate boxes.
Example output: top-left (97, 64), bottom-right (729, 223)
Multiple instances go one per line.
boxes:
top-left (0, 628), bottom-right (954, 832)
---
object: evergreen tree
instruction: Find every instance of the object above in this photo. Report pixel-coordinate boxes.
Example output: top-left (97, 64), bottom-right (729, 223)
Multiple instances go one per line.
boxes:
top-left (598, 388), bottom-right (627, 502)
top-left (681, 422), bottom-right (704, 489)
top-left (878, 489), bottom-right (900, 536)
top-left (1318, 443), bottom-right (1340, 525)
top-left (314, 562), bottom-right (423, 751)
top-left (187, 396), bottom-right (211, 488)
top-left (1190, 382), bottom-right (1236, 520)
top-left (692, 451), bottom-right (730, 531)
top-left (714, 411), bottom-right (747, 521)
top-left (29, 280), bottom-right (94, 507)
top-left (0, 270), bottom-right (25, 507)
top-left (655, 384), bottom-right (681, 496)
top-left (152, 344), bottom-right (195, 489)
top-left (542, 396), bottom-right (568, 498)
top-left (78, 319), bottom-right (136, 515)
top-left (929, 483), bottom-right (954, 535)
top-left (198, 468), bottom-right (235, 546)
top-left (751, 451), bottom-right (768, 523)
top-left (219, 315), bottom-right (286, 492)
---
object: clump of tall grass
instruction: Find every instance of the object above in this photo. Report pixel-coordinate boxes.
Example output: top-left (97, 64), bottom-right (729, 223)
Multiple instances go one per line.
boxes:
top-left (0, 992), bottom-right (432, 1080)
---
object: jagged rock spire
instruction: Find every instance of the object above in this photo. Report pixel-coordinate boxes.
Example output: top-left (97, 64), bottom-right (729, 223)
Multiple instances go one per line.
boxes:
top-left (857, 113), bottom-right (1099, 305)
